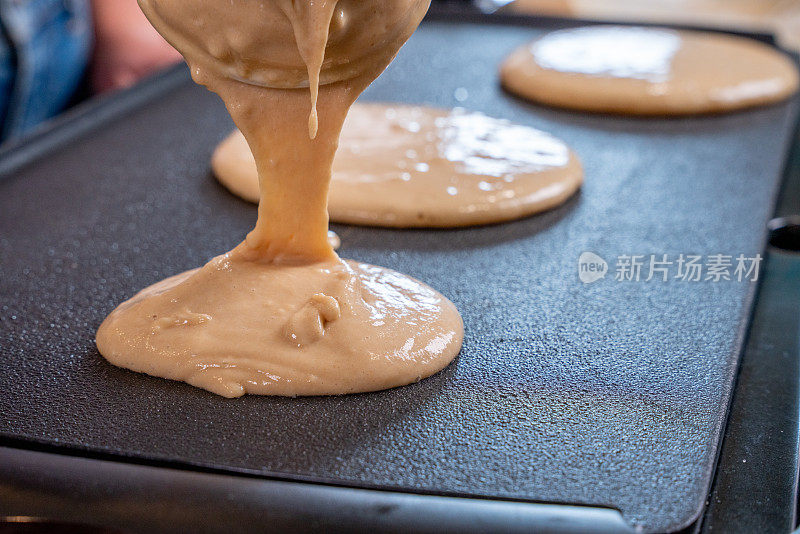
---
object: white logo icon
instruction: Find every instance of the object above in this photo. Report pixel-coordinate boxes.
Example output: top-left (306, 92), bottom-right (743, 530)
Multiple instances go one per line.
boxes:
top-left (578, 252), bottom-right (608, 284)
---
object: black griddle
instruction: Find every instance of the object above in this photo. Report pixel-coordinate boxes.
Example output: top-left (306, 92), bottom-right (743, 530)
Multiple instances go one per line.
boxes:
top-left (1, 14), bottom-right (799, 534)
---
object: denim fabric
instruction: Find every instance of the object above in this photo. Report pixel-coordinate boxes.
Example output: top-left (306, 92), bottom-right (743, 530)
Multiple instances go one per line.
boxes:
top-left (0, 0), bottom-right (92, 141)
top-left (0, 19), bottom-right (13, 131)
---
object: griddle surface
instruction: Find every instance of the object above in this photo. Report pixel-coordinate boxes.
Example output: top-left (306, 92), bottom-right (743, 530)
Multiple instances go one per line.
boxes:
top-left (1, 21), bottom-right (797, 533)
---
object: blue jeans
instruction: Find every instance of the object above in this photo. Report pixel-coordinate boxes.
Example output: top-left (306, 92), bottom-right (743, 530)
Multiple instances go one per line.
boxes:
top-left (0, 0), bottom-right (92, 141)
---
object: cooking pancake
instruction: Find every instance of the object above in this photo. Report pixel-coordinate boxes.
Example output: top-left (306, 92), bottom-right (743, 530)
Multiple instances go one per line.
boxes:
top-left (500, 26), bottom-right (799, 115)
top-left (213, 103), bottom-right (583, 227)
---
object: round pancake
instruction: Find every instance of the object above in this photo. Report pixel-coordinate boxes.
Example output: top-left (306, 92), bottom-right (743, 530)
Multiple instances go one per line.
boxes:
top-left (500, 26), bottom-right (799, 115)
top-left (213, 103), bottom-right (583, 227)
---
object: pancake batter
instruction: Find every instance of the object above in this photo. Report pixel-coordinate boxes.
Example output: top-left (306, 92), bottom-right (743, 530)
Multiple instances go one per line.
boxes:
top-left (500, 26), bottom-right (799, 115)
top-left (96, 0), bottom-right (463, 397)
top-left (214, 103), bottom-right (583, 227)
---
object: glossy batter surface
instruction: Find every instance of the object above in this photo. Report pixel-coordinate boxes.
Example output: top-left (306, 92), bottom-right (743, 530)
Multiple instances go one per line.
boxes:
top-left (213, 103), bottom-right (583, 227)
top-left (500, 26), bottom-right (799, 115)
top-left (97, 0), bottom-right (463, 397)
top-left (97, 246), bottom-right (462, 397)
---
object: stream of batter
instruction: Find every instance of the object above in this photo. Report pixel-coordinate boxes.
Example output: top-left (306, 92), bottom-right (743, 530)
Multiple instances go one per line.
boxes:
top-left (96, 0), bottom-right (463, 397)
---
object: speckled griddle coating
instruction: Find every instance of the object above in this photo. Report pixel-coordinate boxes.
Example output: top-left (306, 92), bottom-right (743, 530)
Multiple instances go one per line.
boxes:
top-left (0, 21), bottom-right (797, 533)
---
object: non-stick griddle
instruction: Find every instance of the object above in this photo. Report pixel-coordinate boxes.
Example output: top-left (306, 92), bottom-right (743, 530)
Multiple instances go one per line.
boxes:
top-left (1, 15), bottom-right (798, 534)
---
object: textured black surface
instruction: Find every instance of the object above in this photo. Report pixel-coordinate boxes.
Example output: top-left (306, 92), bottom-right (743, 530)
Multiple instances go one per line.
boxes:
top-left (700, 107), bottom-right (800, 534)
top-left (700, 250), bottom-right (800, 534)
top-left (0, 20), bottom-right (798, 534)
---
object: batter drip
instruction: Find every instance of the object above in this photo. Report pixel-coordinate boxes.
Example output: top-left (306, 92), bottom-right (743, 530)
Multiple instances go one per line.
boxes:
top-left (500, 26), bottom-right (799, 115)
top-left (96, 0), bottom-right (463, 397)
top-left (214, 103), bottom-right (583, 227)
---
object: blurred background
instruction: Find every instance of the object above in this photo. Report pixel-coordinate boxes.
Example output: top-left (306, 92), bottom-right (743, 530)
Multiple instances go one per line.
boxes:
top-left (498, 0), bottom-right (800, 51)
top-left (0, 0), bottom-right (796, 145)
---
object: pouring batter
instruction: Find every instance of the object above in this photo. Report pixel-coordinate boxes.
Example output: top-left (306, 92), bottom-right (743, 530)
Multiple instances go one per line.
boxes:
top-left (501, 26), bottom-right (799, 115)
top-left (213, 103), bottom-right (583, 227)
top-left (96, 0), bottom-right (463, 397)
